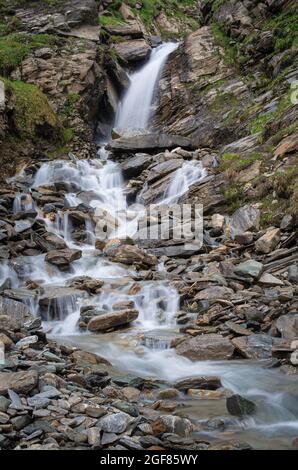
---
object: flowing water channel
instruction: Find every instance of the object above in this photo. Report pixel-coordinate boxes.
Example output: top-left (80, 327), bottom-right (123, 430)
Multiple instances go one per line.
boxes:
top-left (1, 43), bottom-right (298, 450)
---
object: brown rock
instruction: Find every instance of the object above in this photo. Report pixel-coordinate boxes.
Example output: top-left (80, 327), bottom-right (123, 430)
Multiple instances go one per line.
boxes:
top-left (87, 309), bottom-right (139, 332)
top-left (0, 370), bottom-right (38, 395)
top-left (176, 334), bottom-right (234, 361)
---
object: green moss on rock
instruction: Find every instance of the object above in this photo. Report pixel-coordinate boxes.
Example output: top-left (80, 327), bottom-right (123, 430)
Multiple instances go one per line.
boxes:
top-left (2, 78), bottom-right (61, 140)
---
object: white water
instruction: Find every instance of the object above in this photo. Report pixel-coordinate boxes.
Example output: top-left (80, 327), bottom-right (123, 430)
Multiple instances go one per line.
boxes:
top-left (1, 41), bottom-right (298, 450)
top-left (115, 42), bottom-right (178, 130)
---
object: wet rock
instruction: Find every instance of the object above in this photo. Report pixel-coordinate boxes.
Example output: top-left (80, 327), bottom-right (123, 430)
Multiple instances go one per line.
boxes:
top-left (234, 260), bottom-right (263, 279)
top-left (45, 248), bottom-right (82, 269)
top-left (106, 244), bottom-right (157, 268)
top-left (152, 415), bottom-right (193, 437)
top-left (38, 287), bottom-right (84, 320)
top-left (87, 309), bottom-right (139, 332)
top-left (0, 297), bottom-right (32, 327)
top-left (98, 412), bottom-right (131, 434)
top-left (226, 394), bottom-right (257, 417)
top-left (0, 370), bottom-right (38, 395)
top-left (71, 350), bottom-right (111, 366)
top-left (255, 227), bottom-right (281, 254)
top-left (113, 40), bottom-right (151, 64)
top-left (232, 334), bottom-right (273, 359)
top-left (174, 376), bottom-right (221, 391)
top-left (120, 153), bottom-right (152, 178)
top-left (176, 334), bottom-right (234, 361)
top-left (67, 276), bottom-right (104, 293)
top-left (114, 400), bottom-right (139, 417)
top-left (108, 133), bottom-right (194, 153)
top-left (16, 335), bottom-right (38, 350)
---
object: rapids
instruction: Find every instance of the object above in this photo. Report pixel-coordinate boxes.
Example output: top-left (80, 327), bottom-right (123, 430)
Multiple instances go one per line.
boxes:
top-left (1, 41), bottom-right (298, 450)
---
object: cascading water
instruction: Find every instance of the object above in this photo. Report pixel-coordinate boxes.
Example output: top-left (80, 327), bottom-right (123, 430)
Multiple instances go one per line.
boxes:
top-left (115, 42), bottom-right (178, 130)
top-left (2, 41), bottom-right (298, 450)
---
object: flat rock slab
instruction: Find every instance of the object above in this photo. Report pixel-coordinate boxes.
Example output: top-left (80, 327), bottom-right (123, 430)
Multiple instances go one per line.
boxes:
top-left (88, 309), bottom-right (139, 332)
top-left (108, 133), bottom-right (194, 153)
top-left (176, 334), bottom-right (234, 361)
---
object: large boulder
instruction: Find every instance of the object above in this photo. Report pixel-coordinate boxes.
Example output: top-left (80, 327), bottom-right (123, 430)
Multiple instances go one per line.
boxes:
top-left (0, 370), bottom-right (38, 395)
top-left (225, 205), bottom-right (260, 238)
top-left (45, 248), bottom-right (82, 269)
top-left (0, 297), bottom-right (32, 330)
top-left (255, 227), bottom-right (281, 254)
top-left (176, 334), bottom-right (234, 361)
top-left (108, 133), bottom-right (194, 153)
top-left (104, 243), bottom-right (157, 268)
top-left (87, 309), bottom-right (139, 332)
top-left (113, 40), bottom-right (151, 63)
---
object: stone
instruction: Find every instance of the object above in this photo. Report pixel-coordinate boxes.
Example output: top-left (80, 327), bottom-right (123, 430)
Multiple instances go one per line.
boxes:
top-left (88, 309), bottom-right (139, 332)
top-left (258, 273), bottom-right (284, 286)
top-left (288, 265), bottom-right (298, 283)
top-left (113, 40), bottom-right (151, 63)
top-left (120, 153), bottom-right (152, 178)
top-left (16, 335), bottom-right (38, 350)
top-left (0, 333), bottom-right (13, 350)
top-left (101, 432), bottom-right (119, 446)
top-left (0, 396), bottom-right (10, 413)
top-left (87, 427), bottom-right (101, 446)
top-left (176, 334), bottom-right (234, 361)
top-left (98, 412), bottom-right (131, 434)
top-left (290, 351), bottom-right (298, 366)
top-left (226, 205), bottom-right (260, 238)
top-left (106, 244), bottom-right (157, 268)
top-left (71, 350), bottom-right (111, 366)
top-left (122, 386), bottom-right (140, 402)
top-left (0, 297), bottom-right (32, 327)
top-left (275, 314), bottom-right (298, 340)
top-left (45, 248), bottom-right (82, 268)
top-left (235, 232), bottom-right (254, 245)
top-left (231, 334), bottom-right (273, 359)
top-left (226, 394), bottom-right (256, 417)
top-left (234, 260), bottom-right (263, 279)
top-left (114, 400), bottom-right (139, 417)
top-left (194, 286), bottom-right (234, 301)
top-left (152, 415), bottom-right (193, 437)
top-left (211, 213), bottom-right (225, 231)
top-left (108, 133), bottom-right (194, 153)
top-left (174, 376), bottom-right (221, 391)
top-left (0, 370), bottom-right (38, 395)
top-left (280, 214), bottom-right (295, 231)
top-left (255, 227), bottom-right (281, 254)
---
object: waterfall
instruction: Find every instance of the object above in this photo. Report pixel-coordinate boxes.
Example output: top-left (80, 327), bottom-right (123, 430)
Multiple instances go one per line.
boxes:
top-left (115, 42), bottom-right (178, 130)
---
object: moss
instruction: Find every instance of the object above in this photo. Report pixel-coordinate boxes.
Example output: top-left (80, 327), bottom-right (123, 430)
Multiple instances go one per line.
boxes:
top-left (211, 23), bottom-right (238, 65)
top-left (222, 184), bottom-right (245, 213)
top-left (99, 15), bottom-right (124, 27)
top-left (63, 93), bottom-right (81, 117)
top-left (208, 91), bottom-right (239, 113)
top-left (101, 0), bottom-right (199, 34)
top-left (220, 152), bottom-right (263, 173)
top-left (261, 6), bottom-right (298, 54)
top-left (62, 127), bottom-right (74, 143)
top-left (250, 89), bottom-right (292, 136)
top-left (2, 78), bottom-right (60, 139)
top-left (0, 33), bottom-right (63, 75)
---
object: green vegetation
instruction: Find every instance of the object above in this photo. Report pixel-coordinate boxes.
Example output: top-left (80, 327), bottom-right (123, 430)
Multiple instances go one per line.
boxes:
top-left (250, 90), bottom-right (292, 135)
top-left (208, 91), bottom-right (239, 113)
top-left (62, 127), bottom-right (74, 144)
top-left (220, 152), bottom-right (263, 173)
top-left (0, 33), bottom-right (62, 75)
top-left (2, 78), bottom-right (60, 139)
top-left (100, 0), bottom-right (199, 34)
top-left (262, 7), bottom-right (298, 54)
top-left (222, 184), bottom-right (244, 213)
top-left (63, 93), bottom-right (81, 117)
top-left (211, 23), bottom-right (238, 65)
